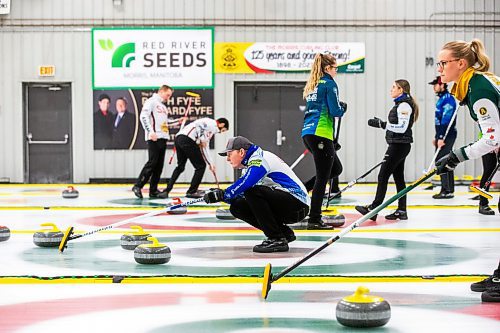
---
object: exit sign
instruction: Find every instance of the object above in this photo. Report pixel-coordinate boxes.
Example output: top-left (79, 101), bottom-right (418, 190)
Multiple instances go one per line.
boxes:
top-left (38, 65), bottom-right (56, 77)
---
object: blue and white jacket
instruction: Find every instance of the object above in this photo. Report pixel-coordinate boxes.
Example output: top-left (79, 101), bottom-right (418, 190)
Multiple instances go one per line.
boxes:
top-left (223, 145), bottom-right (310, 207)
top-left (434, 91), bottom-right (457, 140)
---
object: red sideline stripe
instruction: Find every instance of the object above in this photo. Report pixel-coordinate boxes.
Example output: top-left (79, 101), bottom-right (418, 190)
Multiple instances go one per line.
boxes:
top-left (0, 291), bottom-right (255, 331)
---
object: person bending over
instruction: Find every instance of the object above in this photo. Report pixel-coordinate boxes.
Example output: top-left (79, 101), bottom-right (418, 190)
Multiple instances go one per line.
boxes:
top-left (204, 136), bottom-right (310, 253)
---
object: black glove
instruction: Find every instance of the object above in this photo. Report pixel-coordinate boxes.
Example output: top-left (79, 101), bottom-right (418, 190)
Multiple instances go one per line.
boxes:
top-left (339, 101), bottom-right (347, 113)
top-left (333, 139), bottom-right (341, 151)
top-left (368, 117), bottom-right (387, 129)
top-left (435, 151), bottom-right (461, 175)
top-left (203, 189), bottom-right (225, 204)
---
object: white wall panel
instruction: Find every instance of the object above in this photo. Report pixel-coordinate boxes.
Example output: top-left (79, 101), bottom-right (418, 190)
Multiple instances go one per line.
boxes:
top-left (0, 0), bottom-right (497, 183)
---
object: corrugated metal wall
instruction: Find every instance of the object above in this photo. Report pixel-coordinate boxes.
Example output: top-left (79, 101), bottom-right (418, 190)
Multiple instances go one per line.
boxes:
top-left (0, 0), bottom-right (498, 183)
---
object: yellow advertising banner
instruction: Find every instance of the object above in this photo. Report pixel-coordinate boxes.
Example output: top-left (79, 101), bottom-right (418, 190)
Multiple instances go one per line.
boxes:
top-left (215, 42), bottom-right (365, 74)
top-left (214, 42), bottom-right (255, 73)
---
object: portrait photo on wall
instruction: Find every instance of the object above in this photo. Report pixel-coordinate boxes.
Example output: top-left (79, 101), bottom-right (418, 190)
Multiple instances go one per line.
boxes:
top-left (92, 89), bottom-right (214, 150)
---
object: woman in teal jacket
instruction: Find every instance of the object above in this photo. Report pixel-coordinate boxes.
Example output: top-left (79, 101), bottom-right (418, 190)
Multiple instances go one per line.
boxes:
top-left (301, 53), bottom-right (346, 229)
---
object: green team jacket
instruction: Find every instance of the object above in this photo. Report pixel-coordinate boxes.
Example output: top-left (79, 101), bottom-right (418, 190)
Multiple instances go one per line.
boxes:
top-left (455, 73), bottom-right (499, 161)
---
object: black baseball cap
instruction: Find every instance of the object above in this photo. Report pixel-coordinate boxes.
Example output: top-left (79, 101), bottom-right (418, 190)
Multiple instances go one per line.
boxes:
top-left (218, 136), bottom-right (253, 156)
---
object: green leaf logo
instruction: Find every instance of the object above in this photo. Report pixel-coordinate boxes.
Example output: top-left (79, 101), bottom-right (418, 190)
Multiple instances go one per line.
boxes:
top-left (112, 43), bottom-right (136, 68)
top-left (98, 39), bottom-right (114, 51)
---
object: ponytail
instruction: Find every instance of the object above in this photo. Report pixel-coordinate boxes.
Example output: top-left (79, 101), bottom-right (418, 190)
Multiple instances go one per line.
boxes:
top-left (442, 39), bottom-right (491, 73)
top-left (470, 39), bottom-right (490, 72)
top-left (303, 53), bottom-right (337, 99)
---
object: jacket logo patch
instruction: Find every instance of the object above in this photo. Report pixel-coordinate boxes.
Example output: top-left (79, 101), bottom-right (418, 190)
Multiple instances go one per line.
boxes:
top-left (479, 107), bottom-right (488, 116)
top-left (248, 160), bottom-right (262, 167)
top-left (486, 127), bottom-right (495, 133)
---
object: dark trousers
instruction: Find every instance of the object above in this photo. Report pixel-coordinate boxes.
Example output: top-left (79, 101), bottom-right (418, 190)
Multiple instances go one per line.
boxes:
top-left (435, 131), bottom-right (457, 193)
top-left (135, 139), bottom-right (167, 192)
top-left (372, 143), bottom-right (411, 211)
top-left (166, 135), bottom-right (206, 194)
top-left (303, 135), bottom-right (337, 221)
top-left (230, 185), bottom-right (309, 239)
top-left (479, 151), bottom-right (499, 206)
top-left (304, 153), bottom-right (343, 192)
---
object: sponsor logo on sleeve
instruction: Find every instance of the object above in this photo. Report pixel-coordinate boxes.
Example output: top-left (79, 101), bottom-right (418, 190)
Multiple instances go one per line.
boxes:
top-left (248, 159), bottom-right (263, 167)
top-left (479, 107), bottom-right (488, 116)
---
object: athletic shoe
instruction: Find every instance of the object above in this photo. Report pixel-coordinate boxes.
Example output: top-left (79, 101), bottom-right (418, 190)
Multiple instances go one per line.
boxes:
top-left (307, 218), bottom-right (334, 230)
top-left (132, 186), bottom-right (143, 199)
top-left (158, 190), bottom-right (170, 199)
top-left (470, 274), bottom-right (500, 292)
top-left (186, 190), bottom-right (205, 198)
top-left (285, 233), bottom-right (296, 243)
top-left (432, 192), bottom-right (454, 199)
top-left (253, 238), bottom-right (289, 253)
top-left (148, 190), bottom-right (162, 198)
top-left (385, 209), bottom-right (408, 220)
top-left (355, 205), bottom-right (377, 221)
top-left (479, 205), bottom-right (495, 215)
top-left (481, 286), bottom-right (500, 302)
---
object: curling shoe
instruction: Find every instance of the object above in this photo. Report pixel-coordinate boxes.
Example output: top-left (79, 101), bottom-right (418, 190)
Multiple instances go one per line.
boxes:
top-left (471, 273), bottom-right (500, 292)
top-left (355, 205), bottom-right (377, 221)
top-left (479, 205), bottom-right (495, 215)
top-left (253, 238), bottom-right (289, 253)
top-left (432, 192), bottom-right (454, 199)
top-left (132, 186), bottom-right (143, 199)
top-left (384, 209), bottom-right (408, 220)
top-left (482, 286), bottom-right (500, 302)
top-left (307, 217), bottom-right (334, 230)
top-left (186, 190), bottom-right (205, 198)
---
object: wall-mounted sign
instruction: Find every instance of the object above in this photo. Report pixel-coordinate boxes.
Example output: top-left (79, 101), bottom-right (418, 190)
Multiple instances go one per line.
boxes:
top-left (92, 89), bottom-right (214, 150)
top-left (92, 27), bottom-right (214, 89)
top-left (215, 42), bottom-right (365, 74)
top-left (38, 65), bottom-right (56, 77)
top-left (0, 0), bottom-right (11, 15)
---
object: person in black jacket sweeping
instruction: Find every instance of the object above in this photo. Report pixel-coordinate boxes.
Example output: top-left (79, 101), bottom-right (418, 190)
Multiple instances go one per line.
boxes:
top-left (355, 79), bottom-right (419, 221)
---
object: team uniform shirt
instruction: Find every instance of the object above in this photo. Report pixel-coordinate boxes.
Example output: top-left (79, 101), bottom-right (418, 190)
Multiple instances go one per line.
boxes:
top-left (140, 93), bottom-right (177, 140)
top-left (177, 118), bottom-right (219, 166)
top-left (384, 94), bottom-right (415, 144)
top-left (454, 72), bottom-right (500, 161)
top-left (301, 74), bottom-right (345, 140)
top-left (223, 145), bottom-right (311, 207)
top-left (435, 91), bottom-right (457, 140)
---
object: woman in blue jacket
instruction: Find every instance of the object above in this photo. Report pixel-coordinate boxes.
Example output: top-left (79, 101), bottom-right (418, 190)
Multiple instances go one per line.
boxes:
top-left (301, 53), bottom-right (346, 229)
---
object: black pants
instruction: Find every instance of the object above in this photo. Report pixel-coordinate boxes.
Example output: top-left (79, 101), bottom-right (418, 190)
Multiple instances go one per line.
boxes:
top-left (135, 139), bottom-right (167, 192)
top-left (372, 143), bottom-right (411, 210)
top-left (166, 135), bottom-right (206, 194)
top-left (303, 135), bottom-right (337, 221)
top-left (230, 185), bottom-right (309, 239)
top-left (479, 151), bottom-right (499, 206)
top-left (304, 153), bottom-right (343, 192)
top-left (436, 131), bottom-right (456, 193)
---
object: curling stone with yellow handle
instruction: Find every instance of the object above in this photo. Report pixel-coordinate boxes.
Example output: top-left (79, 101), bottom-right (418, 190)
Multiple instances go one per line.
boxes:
top-left (33, 223), bottom-right (64, 247)
top-left (120, 225), bottom-right (152, 250)
top-left (134, 236), bottom-right (171, 265)
top-left (336, 286), bottom-right (391, 328)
